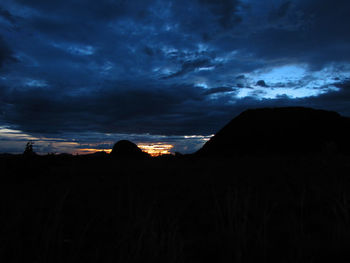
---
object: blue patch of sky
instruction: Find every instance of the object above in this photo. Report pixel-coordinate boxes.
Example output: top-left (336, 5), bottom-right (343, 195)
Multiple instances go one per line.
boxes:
top-left (235, 64), bottom-right (349, 99)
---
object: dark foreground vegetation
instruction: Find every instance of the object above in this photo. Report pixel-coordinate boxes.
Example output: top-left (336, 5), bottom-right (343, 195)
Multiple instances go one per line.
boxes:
top-left (1, 152), bottom-right (350, 263)
top-left (2, 107), bottom-right (350, 262)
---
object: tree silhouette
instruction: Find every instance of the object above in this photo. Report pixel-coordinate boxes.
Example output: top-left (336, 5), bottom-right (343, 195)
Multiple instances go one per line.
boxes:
top-left (23, 141), bottom-right (35, 156)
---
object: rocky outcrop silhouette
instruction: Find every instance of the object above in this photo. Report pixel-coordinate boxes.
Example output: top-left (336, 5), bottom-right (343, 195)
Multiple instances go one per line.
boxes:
top-left (197, 107), bottom-right (350, 156)
top-left (110, 140), bottom-right (149, 159)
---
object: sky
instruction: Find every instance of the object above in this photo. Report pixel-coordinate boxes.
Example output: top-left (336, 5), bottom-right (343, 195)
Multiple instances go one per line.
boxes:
top-left (0, 0), bottom-right (350, 155)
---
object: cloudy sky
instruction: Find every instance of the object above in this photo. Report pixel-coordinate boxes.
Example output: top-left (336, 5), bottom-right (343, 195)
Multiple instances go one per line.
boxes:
top-left (0, 0), bottom-right (350, 154)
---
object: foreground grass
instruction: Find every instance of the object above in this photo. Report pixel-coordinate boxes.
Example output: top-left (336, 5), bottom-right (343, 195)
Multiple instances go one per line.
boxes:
top-left (1, 153), bottom-right (350, 262)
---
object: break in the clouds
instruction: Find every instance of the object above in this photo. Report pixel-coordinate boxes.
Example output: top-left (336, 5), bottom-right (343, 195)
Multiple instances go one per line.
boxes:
top-left (0, 0), bottom-right (350, 154)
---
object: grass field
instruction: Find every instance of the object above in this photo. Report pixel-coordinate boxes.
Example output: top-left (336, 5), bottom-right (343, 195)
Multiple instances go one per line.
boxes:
top-left (1, 153), bottom-right (350, 262)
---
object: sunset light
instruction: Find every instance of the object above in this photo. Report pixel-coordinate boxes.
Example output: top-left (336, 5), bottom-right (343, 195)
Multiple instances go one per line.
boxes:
top-left (78, 148), bottom-right (112, 155)
top-left (138, 143), bottom-right (174, 156)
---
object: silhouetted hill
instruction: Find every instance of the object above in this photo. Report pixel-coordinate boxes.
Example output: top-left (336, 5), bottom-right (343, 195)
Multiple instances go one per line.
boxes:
top-left (197, 107), bottom-right (350, 156)
top-left (3, 127), bottom-right (350, 262)
top-left (110, 140), bottom-right (149, 158)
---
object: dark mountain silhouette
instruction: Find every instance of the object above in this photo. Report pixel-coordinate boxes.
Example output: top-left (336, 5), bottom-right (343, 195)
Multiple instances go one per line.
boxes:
top-left (110, 140), bottom-right (149, 158)
top-left (197, 107), bottom-right (350, 156)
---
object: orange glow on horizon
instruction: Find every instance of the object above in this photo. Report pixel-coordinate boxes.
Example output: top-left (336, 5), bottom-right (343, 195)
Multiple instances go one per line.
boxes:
top-left (78, 148), bottom-right (112, 154)
top-left (138, 143), bottom-right (174, 156)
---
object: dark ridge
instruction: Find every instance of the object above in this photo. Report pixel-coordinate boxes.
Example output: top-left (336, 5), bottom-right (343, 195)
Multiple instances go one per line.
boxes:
top-left (110, 140), bottom-right (149, 159)
top-left (89, 151), bottom-right (108, 157)
top-left (197, 107), bottom-right (350, 156)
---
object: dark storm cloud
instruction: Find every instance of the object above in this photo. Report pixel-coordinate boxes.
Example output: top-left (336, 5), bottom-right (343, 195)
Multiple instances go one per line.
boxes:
top-left (0, 7), bottom-right (16, 24)
top-left (4, 79), bottom-right (349, 138)
top-left (0, 81), bottom-right (213, 135)
top-left (203, 87), bottom-right (236, 95)
top-left (164, 58), bottom-right (213, 79)
top-left (199, 0), bottom-right (242, 28)
top-left (256, 80), bottom-right (268, 87)
top-left (268, 1), bottom-right (291, 20)
top-left (239, 0), bottom-right (350, 68)
top-left (0, 0), bottom-right (350, 154)
top-left (0, 36), bottom-right (17, 68)
top-left (12, 0), bottom-right (151, 22)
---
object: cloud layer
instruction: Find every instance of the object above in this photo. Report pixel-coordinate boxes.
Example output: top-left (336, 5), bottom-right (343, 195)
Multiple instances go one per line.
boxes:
top-left (0, 0), bottom-right (350, 153)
